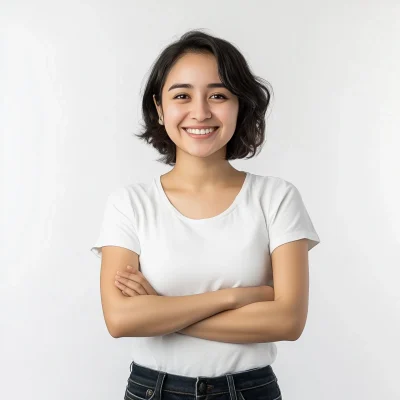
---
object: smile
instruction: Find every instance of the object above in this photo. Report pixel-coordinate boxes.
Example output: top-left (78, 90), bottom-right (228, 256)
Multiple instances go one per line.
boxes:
top-left (183, 127), bottom-right (219, 139)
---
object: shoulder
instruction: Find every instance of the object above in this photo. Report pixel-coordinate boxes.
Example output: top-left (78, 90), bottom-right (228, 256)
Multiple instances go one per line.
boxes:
top-left (104, 181), bottom-right (152, 210)
top-left (250, 173), bottom-right (298, 196)
top-left (110, 180), bottom-right (154, 201)
top-left (249, 173), bottom-right (303, 218)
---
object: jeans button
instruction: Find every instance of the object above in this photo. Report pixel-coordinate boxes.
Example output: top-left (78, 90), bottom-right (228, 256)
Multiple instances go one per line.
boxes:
top-left (199, 382), bottom-right (207, 394)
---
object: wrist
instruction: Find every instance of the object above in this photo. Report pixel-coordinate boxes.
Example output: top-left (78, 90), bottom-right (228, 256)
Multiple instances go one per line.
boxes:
top-left (223, 288), bottom-right (238, 309)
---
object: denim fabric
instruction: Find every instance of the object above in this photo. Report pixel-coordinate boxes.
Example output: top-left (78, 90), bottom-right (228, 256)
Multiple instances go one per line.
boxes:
top-left (124, 360), bottom-right (282, 400)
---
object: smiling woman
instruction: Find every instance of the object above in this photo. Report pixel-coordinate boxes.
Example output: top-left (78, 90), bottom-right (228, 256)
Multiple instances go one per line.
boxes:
top-left (91, 29), bottom-right (321, 400)
top-left (135, 30), bottom-right (272, 167)
top-left (150, 51), bottom-right (241, 163)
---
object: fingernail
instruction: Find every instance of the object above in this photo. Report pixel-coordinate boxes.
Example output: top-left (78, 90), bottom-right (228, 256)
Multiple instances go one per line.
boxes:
top-left (127, 265), bottom-right (132, 269)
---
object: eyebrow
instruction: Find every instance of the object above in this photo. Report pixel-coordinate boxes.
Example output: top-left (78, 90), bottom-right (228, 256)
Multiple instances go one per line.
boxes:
top-left (167, 83), bottom-right (227, 91)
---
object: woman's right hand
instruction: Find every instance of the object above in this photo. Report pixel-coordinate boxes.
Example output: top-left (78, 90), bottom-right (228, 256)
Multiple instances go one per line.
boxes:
top-left (230, 285), bottom-right (275, 309)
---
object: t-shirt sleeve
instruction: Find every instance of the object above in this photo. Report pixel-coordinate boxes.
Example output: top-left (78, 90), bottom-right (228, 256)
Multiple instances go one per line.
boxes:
top-left (268, 181), bottom-right (320, 254)
top-left (90, 187), bottom-right (141, 259)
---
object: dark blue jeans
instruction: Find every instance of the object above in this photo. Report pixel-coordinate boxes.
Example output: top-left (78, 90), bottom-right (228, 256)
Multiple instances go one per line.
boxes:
top-left (124, 360), bottom-right (282, 400)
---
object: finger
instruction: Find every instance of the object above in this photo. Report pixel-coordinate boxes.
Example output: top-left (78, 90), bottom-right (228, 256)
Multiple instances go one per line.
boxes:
top-left (116, 273), bottom-right (149, 295)
top-left (119, 269), bottom-right (156, 296)
top-left (115, 281), bottom-right (140, 297)
top-left (116, 274), bottom-right (148, 295)
top-left (127, 269), bottom-right (159, 296)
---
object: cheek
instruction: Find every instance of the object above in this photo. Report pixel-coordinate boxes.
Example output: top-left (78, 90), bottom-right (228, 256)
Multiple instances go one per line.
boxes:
top-left (216, 105), bottom-right (238, 126)
top-left (165, 105), bottom-right (184, 121)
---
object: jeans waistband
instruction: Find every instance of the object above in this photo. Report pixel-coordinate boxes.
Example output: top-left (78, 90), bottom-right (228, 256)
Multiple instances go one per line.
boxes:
top-left (129, 360), bottom-right (278, 397)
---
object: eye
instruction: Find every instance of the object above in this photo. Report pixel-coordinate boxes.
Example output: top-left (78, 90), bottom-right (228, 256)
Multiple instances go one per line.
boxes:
top-left (211, 94), bottom-right (228, 99)
top-left (173, 94), bottom-right (189, 100)
top-left (173, 93), bottom-right (228, 100)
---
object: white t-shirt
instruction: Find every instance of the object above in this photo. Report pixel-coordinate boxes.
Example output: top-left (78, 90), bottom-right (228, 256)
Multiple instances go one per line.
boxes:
top-left (91, 171), bottom-right (320, 377)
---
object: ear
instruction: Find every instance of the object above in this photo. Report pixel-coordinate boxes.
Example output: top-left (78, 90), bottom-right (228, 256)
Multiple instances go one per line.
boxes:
top-left (153, 94), bottom-right (161, 116)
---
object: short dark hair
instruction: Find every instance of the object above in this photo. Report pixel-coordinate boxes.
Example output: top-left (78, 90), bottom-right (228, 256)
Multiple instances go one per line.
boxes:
top-left (135, 29), bottom-right (273, 166)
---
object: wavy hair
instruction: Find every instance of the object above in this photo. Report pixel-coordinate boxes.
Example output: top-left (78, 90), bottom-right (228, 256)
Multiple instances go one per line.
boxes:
top-left (135, 29), bottom-right (273, 166)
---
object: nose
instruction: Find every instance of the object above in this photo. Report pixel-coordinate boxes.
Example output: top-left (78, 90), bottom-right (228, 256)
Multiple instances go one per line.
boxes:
top-left (191, 98), bottom-right (212, 121)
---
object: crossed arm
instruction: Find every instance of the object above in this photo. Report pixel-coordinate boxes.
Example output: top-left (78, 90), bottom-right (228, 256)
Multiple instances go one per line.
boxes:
top-left (175, 287), bottom-right (297, 343)
top-left (113, 239), bottom-right (307, 344)
top-left (138, 239), bottom-right (308, 343)
top-left (118, 278), bottom-right (296, 343)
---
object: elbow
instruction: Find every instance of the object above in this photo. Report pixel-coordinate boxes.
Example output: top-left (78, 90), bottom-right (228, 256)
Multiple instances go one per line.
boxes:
top-left (104, 296), bottom-right (153, 338)
top-left (275, 300), bottom-right (303, 341)
top-left (108, 312), bottom-right (135, 338)
top-left (105, 301), bottom-right (140, 338)
top-left (104, 315), bottom-right (121, 338)
top-left (287, 316), bottom-right (305, 341)
top-left (109, 324), bottom-right (121, 338)
top-left (287, 326), bottom-right (300, 341)
top-left (104, 305), bottom-right (131, 338)
top-left (101, 296), bottom-right (132, 338)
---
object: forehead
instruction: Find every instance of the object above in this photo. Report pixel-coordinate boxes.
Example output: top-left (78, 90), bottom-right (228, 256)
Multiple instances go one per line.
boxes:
top-left (164, 53), bottom-right (221, 88)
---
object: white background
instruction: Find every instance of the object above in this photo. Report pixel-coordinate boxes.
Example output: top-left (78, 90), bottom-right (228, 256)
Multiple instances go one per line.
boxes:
top-left (1, 1), bottom-right (399, 399)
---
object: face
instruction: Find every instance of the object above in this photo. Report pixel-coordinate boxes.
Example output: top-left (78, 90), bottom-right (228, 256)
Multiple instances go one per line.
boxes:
top-left (153, 52), bottom-right (239, 160)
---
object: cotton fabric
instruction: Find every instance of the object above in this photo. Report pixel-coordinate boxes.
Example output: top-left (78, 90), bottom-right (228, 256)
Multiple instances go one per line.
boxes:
top-left (91, 171), bottom-right (320, 377)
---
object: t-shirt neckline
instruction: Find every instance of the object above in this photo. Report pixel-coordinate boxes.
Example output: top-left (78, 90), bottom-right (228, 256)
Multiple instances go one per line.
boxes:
top-left (155, 171), bottom-right (252, 223)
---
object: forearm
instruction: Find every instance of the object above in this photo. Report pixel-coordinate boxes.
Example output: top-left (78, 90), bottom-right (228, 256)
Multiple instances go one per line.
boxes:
top-left (114, 289), bottom-right (235, 338)
top-left (177, 298), bottom-right (296, 343)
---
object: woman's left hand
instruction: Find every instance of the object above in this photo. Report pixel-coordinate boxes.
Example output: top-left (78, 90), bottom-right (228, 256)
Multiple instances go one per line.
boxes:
top-left (114, 265), bottom-right (159, 297)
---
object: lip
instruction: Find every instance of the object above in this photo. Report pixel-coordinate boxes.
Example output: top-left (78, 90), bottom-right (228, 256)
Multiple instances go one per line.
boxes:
top-left (182, 125), bottom-right (219, 129)
top-left (182, 127), bottom-right (219, 139)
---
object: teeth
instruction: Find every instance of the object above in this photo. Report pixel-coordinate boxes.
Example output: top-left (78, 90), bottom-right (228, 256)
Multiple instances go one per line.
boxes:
top-left (185, 127), bottom-right (217, 135)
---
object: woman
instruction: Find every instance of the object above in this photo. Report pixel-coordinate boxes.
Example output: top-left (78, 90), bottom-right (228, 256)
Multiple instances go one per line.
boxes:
top-left (91, 29), bottom-right (320, 400)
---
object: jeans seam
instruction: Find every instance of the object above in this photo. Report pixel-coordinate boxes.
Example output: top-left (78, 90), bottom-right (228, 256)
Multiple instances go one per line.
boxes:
top-left (239, 377), bottom-right (278, 392)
